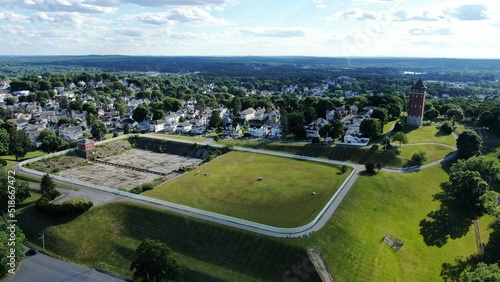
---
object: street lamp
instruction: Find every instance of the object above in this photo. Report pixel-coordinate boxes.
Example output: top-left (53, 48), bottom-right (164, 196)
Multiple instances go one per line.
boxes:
top-left (39, 234), bottom-right (45, 251)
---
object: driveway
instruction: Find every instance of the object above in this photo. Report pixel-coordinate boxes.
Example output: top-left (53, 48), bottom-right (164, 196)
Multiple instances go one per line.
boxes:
top-left (6, 251), bottom-right (125, 282)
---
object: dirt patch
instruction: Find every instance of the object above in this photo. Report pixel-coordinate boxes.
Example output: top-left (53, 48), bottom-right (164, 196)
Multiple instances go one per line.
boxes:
top-left (26, 152), bottom-right (89, 174)
top-left (95, 140), bottom-right (132, 158)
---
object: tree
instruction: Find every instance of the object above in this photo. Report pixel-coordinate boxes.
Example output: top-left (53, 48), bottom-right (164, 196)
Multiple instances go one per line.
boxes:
top-left (303, 107), bottom-right (317, 124)
top-left (0, 222), bottom-right (26, 277)
top-left (371, 108), bottom-right (388, 125)
top-left (391, 132), bottom-right (409, 147)
top-left (359, 118), bottom-right (382, 138)
top-left (447, 170), bottom-right (490, 214)
top-left (365, 160), bottom-right (377, 174)
top-left (287, 111), bottom-right (304, 135)
top-left (319, 120), bottom-right (344, 139)
top-left (311, 136), bottom-right (321, 145)
top-left (59, 96), bottom-right (69, 109)
top-left (91, 122), bottom-right (108, 141)
top-left (0, 128), bottom-right (10, 155)
top-left (38, 129), bottom-right (68, 153)
top-left (0, 171), bottom-right (30, 212)
top-left (464, 263), bottom-right (500, 282)
top-left (451, 156), bottom-right (500, 188)
top-left (230, 96), bottom-right (242, 115)
top-left (40, 173), bottom-right (59, 199)
top-left (152, 110), bottom-right (165, 121)
top-left (456, 130), bottom-right (482, 160)
top-left (446, 108), bottom-right (464, 126)
top-left (132, 105), bottom-right (150, 122)
top-left (410, 151), bottom-right (427, 166)
top-left (441, 121), bottom-right (453, 134)
top-left (130, 238), bottom-right (183, 282)
top-left (424, 108), bottom-right (440, 123)
top-left (10, 130), bottom-right (31, 160)
top-left (123, 123), bottom-right (130, 134)
top-left (208, 110), bottom-right (222, 129)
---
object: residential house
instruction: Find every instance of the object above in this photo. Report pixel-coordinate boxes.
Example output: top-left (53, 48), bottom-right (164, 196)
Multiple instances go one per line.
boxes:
top-left (138, 120), bottom-right (152, 132)
top-left (240, 108), bottom-right (256, 121)
top-left (310, 118), bottom-right (329, 128)
top-left (221, 123), bottom-right (241, 138)
top-left (326, 110), bottom-right (336, 122)
top-left (267, 109), bottom-right (280, 123)
top-left (191, 122), bottom-right (206, 135)
top-left (149, 119), bottom-right (166, 132)
top-left (164, 123), bottom-right (177, 132)
top-left (306, 126), bottom-right (320, 138)
top-left (350, 105), bottom-right (358, 115)
top-left (59, 125), bottom-right (83, 141)
top-left (248, 125), bottom-right (269, 138)
top-left (119, 118), bottom-right (138, 129)
top-left (254, 107), bottom-right (267, 121)
top-left (176, 122), bottom-right (192, 133)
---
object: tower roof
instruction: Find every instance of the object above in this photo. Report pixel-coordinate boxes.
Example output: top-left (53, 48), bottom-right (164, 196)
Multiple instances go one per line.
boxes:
top-left (412, 79), bottom-right (426, 89)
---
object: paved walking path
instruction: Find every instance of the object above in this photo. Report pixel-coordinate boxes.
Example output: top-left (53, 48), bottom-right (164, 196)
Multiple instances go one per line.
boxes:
top-left (16, 133), bottom-right (458, 238)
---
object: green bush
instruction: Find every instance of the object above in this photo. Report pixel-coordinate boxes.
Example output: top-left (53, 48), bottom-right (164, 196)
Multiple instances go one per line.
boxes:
top-left (410, 151), bottom-right (427, 166)
top-left (35, 196), bottom-right (93, 216)
top-left (441, 121), bottom-right (453, 134)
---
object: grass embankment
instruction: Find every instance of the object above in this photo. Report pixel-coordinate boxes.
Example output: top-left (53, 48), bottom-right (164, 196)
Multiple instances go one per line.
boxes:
top-left (299, 165), bottom-right (485, 282)
top-left (17, 165), bottom-right (484, 281)
top-left (151, 132), bottom-right (210, 143)
top-left (145, 151), bottom-right (351, 227)
top-left (17, 200), bottom-right (314, 281)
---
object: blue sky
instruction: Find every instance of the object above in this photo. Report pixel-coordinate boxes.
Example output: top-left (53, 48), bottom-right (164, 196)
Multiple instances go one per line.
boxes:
top-left (1, 0), bottom-right (499, 58)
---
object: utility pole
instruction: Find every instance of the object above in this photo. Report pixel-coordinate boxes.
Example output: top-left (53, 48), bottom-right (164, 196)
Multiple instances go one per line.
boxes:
top-left (39, 234), bottom-right (45, 251)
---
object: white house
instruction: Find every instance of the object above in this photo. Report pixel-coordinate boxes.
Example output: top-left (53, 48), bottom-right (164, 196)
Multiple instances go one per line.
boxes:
top-left (222, 123), bottom-right (241, 138)
top-left (254, 107), bottom-right (267, 121)
top-left (149, 119), bottom-right (166, 132)
top-left (343, 135), bottom-right (370, 146)
top-left (176, 122), bottom-right (192, 133)
top-left (326, 110), bottom-right (336, 122)
top-left (306, 127), bottom-right (320, 138)
top-left (59, 125), bottom-right (83, 141)
top-left (240, 108), bottom-right (256, 121)
top-left (191, 123), bottom-right (206, 135)
top-left (248, 125), bottom-right (269, 138)
top-left (164, 123), bottom-right (177, 132)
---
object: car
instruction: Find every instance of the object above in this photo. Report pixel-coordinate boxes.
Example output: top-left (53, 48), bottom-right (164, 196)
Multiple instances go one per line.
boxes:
top-left (27, 248), bottom-right (38, 255)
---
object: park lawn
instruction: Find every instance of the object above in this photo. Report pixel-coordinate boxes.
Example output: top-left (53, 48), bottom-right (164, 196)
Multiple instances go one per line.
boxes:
top-left (145, 151), bottom-right (351, 228)
top-left (383, 120), bottom-right (397, 134)
top-left (403, 125), bottom-right (456, 146)
top-left (17, 201), bottom-right (312, 281)
top-left (1, 150), bottom-right (45, 171)
top-left (397, 144), bottom-right (455, 165)
top-left (297, 165), bottom-right (481, 282)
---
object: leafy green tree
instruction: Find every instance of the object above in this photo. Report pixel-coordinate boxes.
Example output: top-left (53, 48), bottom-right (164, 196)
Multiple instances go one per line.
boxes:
top-left (303, 107), bottom-right (317, 124)
top-left (365, 160), bottom-right (377, 174)
top-left (130, 239), bottom-right (184, 282)
top-left (456, 130), bottom-right (482, 160)
top-left (451, 156), bottom-right (500, 188)
top-left (38, 129), bottom-right (68, 153)
top-left (162, 97), bottom-right (183, 112)
top-left (311, 136), bottom-right (321, 145)
top-left (230, 96), bottom-right (242, 115)
top-left (114, 102), bottom-right (129, 118)
top-left (59, 96), bottom-right (69, 109)
top-left (123, 123), bottom-right (130, 134)
top-left (91, 122), bottom-right (108, 141)
top-left (359, 118), bottom-right (382, 138)
top-left (133, 105), bottom-right (150, 122)
top-left (410, 151), bottom-right (427, 165)
top-left (464, 263), bottom-right (500, 282)
top-left (10, 130), bottom-right (31, 160)
top-left (424, 108), bottom-right (440, 123)
top-left (152, 110), bottom-right (165, 121)
top-left (0, 222), bottom-right (26, 277)
top-left (0, 128), bottom-right (10, 155)
top-left (319, 120), bottom-right (344, 139)
top-left (82, 102), bottom-right (97, 115)
top-left (440, 121), bottom-right (453, 134)
top-left (447, 170), bottom-right (491, 215)
top-left (391, 132), bottom-right (409, 147)
top-left (209, 110), bottom-right (222, 129)
top-left (280, 109), bottom-right (289, 135)
top-left (371, 108), bottom-right (388, 124)
top-left (446, 108), bottom-right (464, 126)
top-left (40, 173), bottom-right (59, 200)
top-left (0, 171), bottom-right (30, 212)
top-left (287, 111), bottom-right (304, 135)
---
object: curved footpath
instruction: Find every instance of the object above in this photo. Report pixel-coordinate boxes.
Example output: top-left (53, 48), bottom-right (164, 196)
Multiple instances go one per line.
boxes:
top-left (15, 133), bottom-right (456, 238)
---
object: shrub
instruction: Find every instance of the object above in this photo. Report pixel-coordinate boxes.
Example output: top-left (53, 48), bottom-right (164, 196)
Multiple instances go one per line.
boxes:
top-left (410, 151), bottom-right (427, 166)
top-left (112, 132), bottom-right (119, 138)
top-left (371, 144), bottom-right (379, 150)
top-left (393, 122), bottom-right (403, 132)
top-left (365, 160), bottom-right (377, 174)
top-left (35, 196), bottom-right (93, 216)
top-left (441, 121), bottom-right (453, 134)
top-left (340, 165), bottom-right (348, 174)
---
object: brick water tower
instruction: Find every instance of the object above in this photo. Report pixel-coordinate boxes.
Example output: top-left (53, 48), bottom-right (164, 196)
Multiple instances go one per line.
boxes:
top-left (406, 79), bottom-right (426, 126)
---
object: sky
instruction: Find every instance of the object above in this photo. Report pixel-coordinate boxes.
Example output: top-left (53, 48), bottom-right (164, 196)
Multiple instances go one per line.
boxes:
top-left (0, 0), bottom-right (499, 58)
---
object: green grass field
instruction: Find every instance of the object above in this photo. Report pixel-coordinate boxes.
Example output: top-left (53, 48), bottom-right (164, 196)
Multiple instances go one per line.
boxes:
top-left (144, 151), bottom-right (351, 227)
top-left (16, 164), bottom-right (484, 282)
top-left (402, 124), bottom-right (457, 146)
top-left (151, 132), bottom-right (210, 142)
top-left (397, 144), bottom-right (455, 166)
top-left (298, 165), bottom-right (485, 282)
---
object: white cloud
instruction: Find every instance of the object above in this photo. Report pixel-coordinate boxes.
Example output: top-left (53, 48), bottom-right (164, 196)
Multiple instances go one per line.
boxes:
top-left (240, 27), bottom-right (306, 37)
top-left (444, 4), bottom-right (489, 21)
top-left (329, 9), bottom-right (380, 21)
top-left (393, 9), bottom-right (445, 22)
top-left (120, 0), bottom-right (228, 7)
top-left (31, 12), bottom-right (106, 28)
top-left (123, 7), bottom-right (229, 26)
top-left (0, 12), bottom-right (31, 22)
top-left (7, 0), bottom-right (119, 13)
top-left (409, 28), bottom-right (453, 36)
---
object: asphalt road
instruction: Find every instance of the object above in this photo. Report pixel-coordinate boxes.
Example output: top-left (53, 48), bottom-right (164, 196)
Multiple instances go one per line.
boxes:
top-left (6, 251), bottom-right (125, 282)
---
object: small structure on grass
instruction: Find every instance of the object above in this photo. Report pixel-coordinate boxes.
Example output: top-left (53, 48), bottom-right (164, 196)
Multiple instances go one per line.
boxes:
top-left (383, 233), bottom-right (404, 251)
top-left (76, 138), bottom-right (96, 160)
top-left (257, 177), bottom-right (263, 181)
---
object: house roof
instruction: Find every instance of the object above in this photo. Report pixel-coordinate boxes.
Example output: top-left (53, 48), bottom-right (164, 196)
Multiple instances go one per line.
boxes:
top-left (412, 79), bottom-right (426, 89)
top-left (77, 138), bottom-right (95, 145)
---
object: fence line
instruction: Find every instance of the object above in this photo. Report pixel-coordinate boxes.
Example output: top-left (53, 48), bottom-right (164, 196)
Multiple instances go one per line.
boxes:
top-left (18, 139), bottom-right (356, 236)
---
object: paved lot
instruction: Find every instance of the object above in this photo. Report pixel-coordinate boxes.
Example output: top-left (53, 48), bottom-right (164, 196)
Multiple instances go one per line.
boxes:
top-left (58, 149), bottom-right (202, 190)
top-left (6, 251), bottom-right (125, 282)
